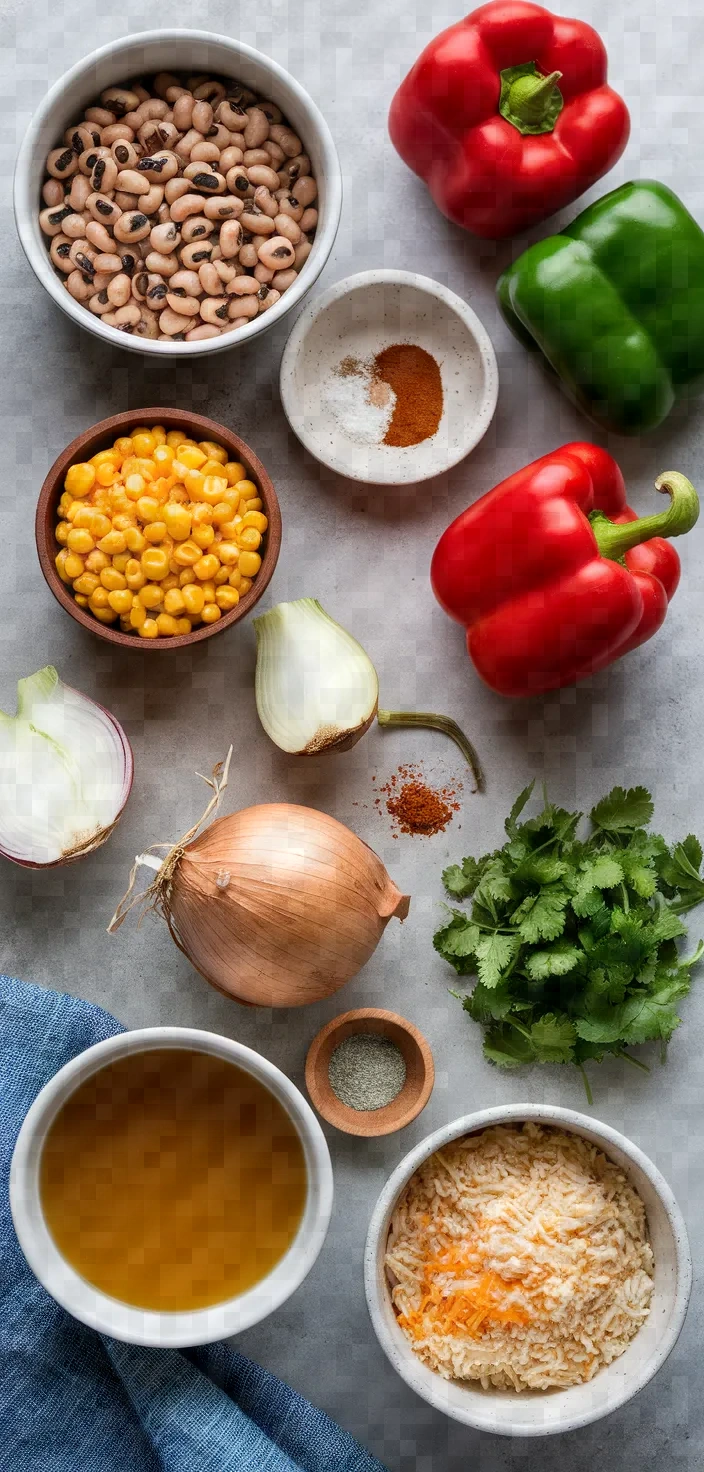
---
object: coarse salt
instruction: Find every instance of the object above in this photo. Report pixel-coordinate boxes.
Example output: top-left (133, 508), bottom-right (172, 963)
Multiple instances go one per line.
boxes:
top-left (321, 361), bottom-right (396, 445)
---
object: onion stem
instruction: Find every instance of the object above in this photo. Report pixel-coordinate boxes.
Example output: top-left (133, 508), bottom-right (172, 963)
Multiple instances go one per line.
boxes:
top-left (377, 710), bottom-right (485, 793)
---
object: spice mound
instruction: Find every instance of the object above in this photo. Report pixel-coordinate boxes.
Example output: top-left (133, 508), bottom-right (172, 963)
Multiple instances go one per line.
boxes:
top-left (322, 345), bottom-right (443, 448)
top-left (386, 1123), bottom-right (654, 1392)
top-left (328, 1033), bottom-right (406, 1111)
top-left (377, 764), bottom-right (461, 836)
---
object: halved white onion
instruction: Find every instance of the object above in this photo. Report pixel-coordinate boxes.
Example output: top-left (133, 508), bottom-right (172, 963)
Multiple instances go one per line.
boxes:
top-left (254, 598), bottom-right (378, 754)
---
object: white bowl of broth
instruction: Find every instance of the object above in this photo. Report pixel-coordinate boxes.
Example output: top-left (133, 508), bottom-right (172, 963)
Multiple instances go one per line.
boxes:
top-left (10, 1027), bottom-right (333, 1346)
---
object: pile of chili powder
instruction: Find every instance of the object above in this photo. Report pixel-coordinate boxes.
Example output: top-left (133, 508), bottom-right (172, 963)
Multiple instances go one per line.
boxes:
top-left (375, 765), bottom-right (461, 836)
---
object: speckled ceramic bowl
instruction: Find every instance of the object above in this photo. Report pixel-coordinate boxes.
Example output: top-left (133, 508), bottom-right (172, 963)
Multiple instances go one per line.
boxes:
top-left (279, 270), bottom-right (499, 484)
top-left (365, 1104), bottom-right (691, 1436)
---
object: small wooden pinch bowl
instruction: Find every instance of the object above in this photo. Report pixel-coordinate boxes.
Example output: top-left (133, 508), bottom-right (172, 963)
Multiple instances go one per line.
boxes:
top-left (35, 408), bottom-right (282, 650)
top-left (305, 1008), bottom-right (434, 1138)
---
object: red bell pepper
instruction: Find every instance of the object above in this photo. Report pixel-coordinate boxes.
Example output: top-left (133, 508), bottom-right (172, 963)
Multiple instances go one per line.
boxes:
top-left (430, 444), bottom-right (699, 698)
top-left (389, 0), bottom-right (630, 239)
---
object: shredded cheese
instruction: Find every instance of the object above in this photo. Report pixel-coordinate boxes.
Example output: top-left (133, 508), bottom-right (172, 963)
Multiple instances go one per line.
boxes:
top-left (386, 1123), bottom-right (654, 1392)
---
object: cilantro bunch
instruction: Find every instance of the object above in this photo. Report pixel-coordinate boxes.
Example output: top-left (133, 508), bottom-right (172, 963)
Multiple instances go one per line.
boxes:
top-left (434, 784), bottom-right (704, 1100)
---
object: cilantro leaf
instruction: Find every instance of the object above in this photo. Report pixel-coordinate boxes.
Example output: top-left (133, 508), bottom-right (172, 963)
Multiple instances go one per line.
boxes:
top-left (443, 856), bottom-right (485, 899)
top-left (513, 888), bottom-right (569, 943)
top-left (482, 1025), bottom-right (535, 1069)
top-left (475, 933), bottom-right (519, 989)
top-left (571, 856), bottom-right (624, 915)
top-left (505, 781), bottom-right (535, 838)
top-left (524, 942), bottom-right (582, 979)
top-left (433, 914), bottom-right (480, 974)
top-left (530, 1014), bottom-right (577, 1063)
top-left (591, 786), bottom-right (654, 832)
top-left (463, 982), bottom-right (514, 1022)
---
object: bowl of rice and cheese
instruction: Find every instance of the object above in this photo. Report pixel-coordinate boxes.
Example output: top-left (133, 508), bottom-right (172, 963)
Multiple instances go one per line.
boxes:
top-left (364, 1104), bottom-right (691, 1436)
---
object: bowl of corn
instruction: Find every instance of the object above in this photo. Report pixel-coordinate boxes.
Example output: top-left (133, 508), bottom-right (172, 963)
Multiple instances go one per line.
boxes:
top-left (36, 409), bottom-right (281, 647)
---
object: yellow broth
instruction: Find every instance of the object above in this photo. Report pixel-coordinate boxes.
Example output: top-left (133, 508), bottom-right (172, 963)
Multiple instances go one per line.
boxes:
top-left (40, 1049), bottom-right (307, 1312)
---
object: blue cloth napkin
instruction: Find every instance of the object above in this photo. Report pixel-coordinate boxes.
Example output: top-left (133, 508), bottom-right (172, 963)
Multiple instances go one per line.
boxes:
top-left (0, 975), bottom-right (388, 1472)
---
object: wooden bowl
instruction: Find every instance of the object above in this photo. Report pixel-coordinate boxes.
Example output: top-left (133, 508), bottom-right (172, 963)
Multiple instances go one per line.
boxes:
top-left (35, 408), bottom-right (282, 650)
top-left (305, 1008), bottom-right (434, 1138)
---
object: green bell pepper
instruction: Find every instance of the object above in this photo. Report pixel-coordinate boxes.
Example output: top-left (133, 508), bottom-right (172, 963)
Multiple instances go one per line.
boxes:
top-left (497, 180), bottom-right (704, 435)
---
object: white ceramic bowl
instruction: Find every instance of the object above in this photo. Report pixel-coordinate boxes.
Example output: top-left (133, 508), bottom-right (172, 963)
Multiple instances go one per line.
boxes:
top-left (279, 269), bottom-right (499, 484)
top-left (14, 30), bottom-right (342, 357)
top-left (10, 1026), bottom-right (333, 1347)
top-left (364, 1104), bottom-right (691, 1437)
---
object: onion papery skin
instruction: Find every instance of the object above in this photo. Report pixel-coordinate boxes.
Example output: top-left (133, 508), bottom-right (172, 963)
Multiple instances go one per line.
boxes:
top-left (166, 804), bottom-right (410, 1006)
top-left (0, 690), bottom-right (133, 870)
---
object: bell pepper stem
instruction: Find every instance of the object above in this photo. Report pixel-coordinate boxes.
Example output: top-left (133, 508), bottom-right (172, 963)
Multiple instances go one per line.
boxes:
top-left (499, 63), bottom-right (564, 135)
top-left (377, 710), bottom-right (485, 793)
top-left (590, 472), bottom-right (700, 561)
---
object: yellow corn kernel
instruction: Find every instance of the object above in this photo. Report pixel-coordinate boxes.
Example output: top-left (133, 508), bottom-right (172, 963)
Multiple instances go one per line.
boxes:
top-left (124, 474), bottom-right (146, 500)
top-left (178, 445), bottom-right (207, 470)
top-left (93, 607), bottom-right (118, 623)
top-left (125, 528), bottom-right (147, 554)
top-left (98, 530), bottom-right (127, 556)
top-left (245, 498), bottom-right (263, 512)
top-left (131, 431), bottom-right (156, 458)
top-left (179, 569), bottom-right (197, 588)
top-left (234, 479), bottom-right (258, 500)
top-left (173, 540), bottom-right (201, 567)
top-left (65, 463), bottom-right (96, 497)
top-left (201, 603), bottom-right (221, 623)
top-left (66, 528), bottom-right (94, 555)
top-left (241, 511), bottom-right (268, 533)
top-left (166, 429), bottom-right (188, 448)
top-left (58, 493), bottom-right (75, 517)
top-left (194, 554), bottom-right (219, 582)
top-left (163, 588), bottom-right (186, 616)
top-left (114, 436), bottom-right (133, 456)
top-left (153, 445), bottom-right (174, 469)
top-left (160, 574), bottom-right (178, 592)
top-left (199, 581), bottom-right (215, 603)
top-left (200, 475), bottom-right (229, 506)
top-left (200, 458), bottom-right (226, 479)
top-left (64, 552), bottom-right (85, 579)
top-left (125, 559), bottom-right (146, 590)
top-left (74, 594), bottom-right (89, 607)
top-left (111, 513), bottom-right (136, 533)
top-left (112, 552), bottom-right (131, 573)
top-left (139, 618), bottom-right (159, 638)
top-left (87, 514), bottom-right (110, 541)
top-left (239, 576), bottom-right (253, 595)
top-left (100, 567), bottom-right (127, 591)
top-left (183, 469), bottom-right (205, 498)
top-left (55, 550), bottom-right (71, 582)
top-left (135, 496), bottom-right (161, 524)
top-left (192, 524), bottom-right (215, 549)
top-left (211, 501), bottom-right (234, 526)
top-left (73, 572), bottom-right (100, 596)
top-left (91, 447), bottom-right (121, 467)
top-left (150, 477), bottom-right (173, 503)
top-left (168, 557), bottom-right (180, 575)
top-left (163, 504), bottom-right (192, 541)
top-left (138, 584), bottom-right (163, 609)
top-left (65, 503), bottom-right (82, 523)
top-left (71, 505), bottom-right (95, 529)
top-left (85, 549), bottom-right (109, 573)
top-left (182, 584), bottom-right (205, 616)
top-left (156, 612), bottom-right (181, 637)
top-left (55, 521), bottom-right (70, 545)
top-left (96, 464), bottom-right (119, 487)
top-left (235, 526), bottom-right (261, 552)
top-left (191, 503), bottom-right (213, 526)
top-left (238, 551), bottom-right (261, 578)
top-left (216, 542), bottom-right (239, 566)
top-left (224, 461), bottom-right (246, 485)
top-left (169, 484), bottom-right (189, 504)
top-left (107, 589), bottom-right (133, 614)
top-left (216, 586), bottom-right (240, 611)
top-left (199, 440), bottom-right (228, 464)
top-left (144, 521), bottom-right (167, 544)
top-left (214, 565), bottom-right (230, 585)
top-left (89, 586), bottom-right (110, 610)
top-left (128, 424), bottom-right (150, 438)
top-left (129, 601), bottom-right (147, 629)
top-left (176, 617), bottom-right (192, 635)
top-left (141, 547), bottom-right (170, 581)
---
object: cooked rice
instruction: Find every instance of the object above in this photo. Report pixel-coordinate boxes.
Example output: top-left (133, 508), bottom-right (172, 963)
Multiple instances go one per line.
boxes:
top-left (385, 1123), bottom-right (654, 1392)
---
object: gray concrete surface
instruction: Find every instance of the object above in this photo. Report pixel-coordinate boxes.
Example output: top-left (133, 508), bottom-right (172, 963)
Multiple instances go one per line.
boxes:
top-left (2, 0), bottom-right (704, 1466)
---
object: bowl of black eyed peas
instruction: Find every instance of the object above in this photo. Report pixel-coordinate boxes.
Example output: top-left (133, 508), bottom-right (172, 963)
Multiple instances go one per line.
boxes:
top-left (14, 30), bottom-right (342, 356)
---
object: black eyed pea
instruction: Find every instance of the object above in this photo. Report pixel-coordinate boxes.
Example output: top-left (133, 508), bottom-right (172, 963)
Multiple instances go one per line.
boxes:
top-left (219, 145), bottom-right (244, 172)
top-left (115, 168), bottom-right (151, 195)
top-left (194, 80), bottom-right (226, 105)
top-left (165, 290), bottom-right (200, 317)
top-left (165, 177), bottom-right (191, 205)
top-left (173, 94), bottom-right (195, 132)
top-left (159, 306), bottom-right (196, 336)
top-left (240, 210), bottom-right (276, 237)
top-left (89, 288), bottom-right (111, 314)
top-left (227, 275), bottom-right (260, 296)
top-left (226, 166), bottom-right (253, 196)
top-left (40, 204), bottom-right (74, 236)
top-left (130, 83), bottom-right (151, 102)
top-left (253, 186), bottom-right (279, 219)
top-left (78, 146), bottom-right (111, 177)
top-left (120, 251), bottom-right (139, 276)
top-left (294, 238), bottom-right (312, 269)
top-left (170, 193), bottom-right (207, 224)
top-left (170, 268), bottom-right (202, 296)
top-left (68, 239), bottom-right (96, 268)
top-left (42, 178), bottom-right (65, 207)
top-left (134, 308), bottom-right (159, 339)
top-left (191, 141), bottom-right (221, 164)
top-left (239, 242), bottom-right (258, 269)
top-left (68, 175), bottom-right (93, 213)
top-left (138, 99), bottom-right (170, 122)
top-left (100, 87), bottom-right (141, 117)
top-left (247, 164), bottom-right (281, 191)
top-left (145, 276), bottom-right (169, 308)
top-left (154, 71), bottom-right (180, 99)
top-left (106, 272), bottom-right (133, 307)
top-left (276, 193), bottom-right (304, 222)
top-left (85, 221), bottom-right (114, 252)
top-left (269, 124), bottom-right (302, 158)
top-left (204, 195), bottom-right (244, 221)
top-left (112, 140), bottom-right (140, 168)
top-left (47, 146), bottom-right (79, 179)
top-left (90, 156), bottom-right (118, 194)
top-left (228, 294), bottom-right (259, 321)
top-left (149, 220), bottom-right (181, 254)
top-left (207, 124), bottom-right (233, 151)
top-left (174, 128), bottom-right (206, 161)
top-left (259, 101), bottom-right (283, 125)
top-left (273, 213), bottom-right (302, 245)
top-left (130, 270), bottom-right (150, 301)
top-left (299, 207), bottom-right (318, 234)
top-left (140, 187), bottom-right (166, 216)
top-left (86, 193), bottom-right (122, 226)
top-left (185, 168), bottom-right (226, 196)
top-left (181, 216), bottom-right (214, 243)
top-left (85, 107), bottom-right (117, 128)
top-left (192, 100), bottom-right (214, 135)
top-left (263, 140), bottom-right (285, 167)
top-left (201, 295), bottom-right (232, 325)
top-left (243, 108), bottom-right (270, 149)
top-left (216, 100), bottom-right (248, 132)
top-left (257, 235), bottom-right (296, 270)
top-left (112, 303), bottom-right (142, 330)
top-left (181, 241), bottom-right (215, 269)
top-left (198, 262), bottom-right (222, 294)
top-left (94, 252), bottom-right (123, 274)
top-left (67, 123), bottom-right (101, 155)
top-left (50, 235), bottom-right (74, 271)
top-left (243, 149), bottom-right (273, 168)
top-left (66, 268), bottom-right (94, 301)
top-left (63, 212), bottom-right (91, 240)
top-left (257, 285), bottom-right (281, 312)
top-left (113, 210), bottom-right (151, 243)
top-left (91, 272), bottom-right (113, 293)
top-left (281, 153), bottom-right (311, 183)
top-left (292, 175), bottom-right (317, 208)
top-left (271, 268), bottom-right (298, 293)
top-left (214, 259), bottom-right (241, 282)
top-left (137, 149), bottom-right (180, 182)
top-left (145, 250), bottom-right (179, 277)
top-left (102, 123), bottom-right (135, 146)
top-left (165, 84), bottom-right (189, 103)
top-left (114, 191), bottom-right (141, 211)
top-left (186, 324), bottom-right (221, 340)
top-left (219, 219), bottom-right (244, 258)
top-left (254, 263), bottom-right (274, 284)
